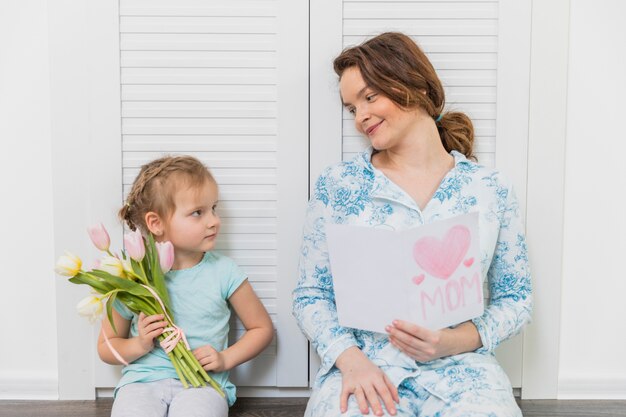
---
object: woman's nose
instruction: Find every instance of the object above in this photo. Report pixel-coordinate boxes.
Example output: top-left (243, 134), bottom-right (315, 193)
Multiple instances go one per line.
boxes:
top-left (355, 106), bottom-right (370, 125)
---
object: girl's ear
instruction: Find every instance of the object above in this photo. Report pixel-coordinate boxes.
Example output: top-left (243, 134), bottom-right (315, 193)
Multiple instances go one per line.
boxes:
top-left (144, 211), bottom-right (164, 236)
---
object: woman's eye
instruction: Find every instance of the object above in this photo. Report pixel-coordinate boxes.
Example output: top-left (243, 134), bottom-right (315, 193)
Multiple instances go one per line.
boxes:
top-left (348, 107), bottom-right (356, 115)
top-left (366, 93), bottom-right (377, 102)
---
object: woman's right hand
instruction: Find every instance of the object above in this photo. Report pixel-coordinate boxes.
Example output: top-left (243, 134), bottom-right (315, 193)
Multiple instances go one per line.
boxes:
top-left (336, 346), bottom-right (399, 416)
top-left (136, 312), bottom-right (167, 352)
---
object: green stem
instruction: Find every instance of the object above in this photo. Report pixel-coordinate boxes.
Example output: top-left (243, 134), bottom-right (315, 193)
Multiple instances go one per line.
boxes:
top-left (167, 352), bottom-right (188, 389)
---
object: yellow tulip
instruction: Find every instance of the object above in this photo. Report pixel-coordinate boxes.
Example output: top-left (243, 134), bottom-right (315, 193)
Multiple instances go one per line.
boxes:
top-left (55, 252), bottom-right (82, 277)
top-left (100, 255), bottom-right (126, 278)
top-left (76, 295), bottom-right (104, 323)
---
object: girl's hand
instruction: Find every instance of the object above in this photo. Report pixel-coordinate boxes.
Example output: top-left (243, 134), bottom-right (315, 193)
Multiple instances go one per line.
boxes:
top-left (193, 344), bottom-right (226, 373)
top-left (136, 312), bottom-right (167, 352)
top-left (336, 347), bottom-right (399, 416)
top-left (386, 320), bottom-right (449, 362)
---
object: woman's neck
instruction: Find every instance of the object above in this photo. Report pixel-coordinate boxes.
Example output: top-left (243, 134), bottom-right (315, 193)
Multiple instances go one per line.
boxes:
top-left (374, 116), bottom-right (451, 174)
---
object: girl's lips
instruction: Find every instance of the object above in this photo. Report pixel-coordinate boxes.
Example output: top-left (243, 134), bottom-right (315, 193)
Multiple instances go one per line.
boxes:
top-left (366, 121), bottom-right (383, 136)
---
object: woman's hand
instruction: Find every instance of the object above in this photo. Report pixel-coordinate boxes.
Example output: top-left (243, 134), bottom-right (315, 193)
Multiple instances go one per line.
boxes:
top-left (193, 344), bottom-right (226, 373)
top-left (336, 347), bottom-right (399, 416)
top-left (386, 320), bottom-right (482, 362)
top-left (136, 312), bottom-right (167, 352)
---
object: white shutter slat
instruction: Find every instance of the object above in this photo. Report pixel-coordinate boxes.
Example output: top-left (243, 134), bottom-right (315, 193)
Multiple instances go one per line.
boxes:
top-left (122, 68), bottom-right (277, 85)
top-left (344, 19), bottom-right (498, 36)
top-left (122, 136), bottom-right (277, 151)
top-left (122, 118), bottom-right (277, 135)
top-left (122, 84), bottom-right (276, 102)
top-left (123, 102), bottom-right (277, 118)
top-left (344, 2), bottom-right (497, 19)
top-left (121, 0), bottom-right (277, 17)
top-left (121, 51), bottom-right (276, 68)
top-left (120, 16), bottom-right (277, 34)
top-left (121, 33), bottom-right (277, 51)
top-left (122, 152), bottom-right (276, 168)
top-left (344, 35), bottom-right (497, 53)
top-left (345, 0), bottom-right (497, 2)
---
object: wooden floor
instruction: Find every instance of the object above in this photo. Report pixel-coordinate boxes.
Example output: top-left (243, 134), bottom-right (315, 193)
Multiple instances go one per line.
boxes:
top-left (1, 398), bottom-right (626, 417)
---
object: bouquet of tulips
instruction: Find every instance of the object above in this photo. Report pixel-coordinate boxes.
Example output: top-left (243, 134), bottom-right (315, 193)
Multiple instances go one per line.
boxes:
top-left (55, 224), bottom-right (223, 395)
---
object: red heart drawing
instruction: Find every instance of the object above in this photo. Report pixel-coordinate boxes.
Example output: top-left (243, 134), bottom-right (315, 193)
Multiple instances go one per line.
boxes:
top-left (413, 225), bottom-right (471, 280)
top-left (463, 257), bottom-right (474, 267)
top-left (412, 274), bottom-right (425, 285)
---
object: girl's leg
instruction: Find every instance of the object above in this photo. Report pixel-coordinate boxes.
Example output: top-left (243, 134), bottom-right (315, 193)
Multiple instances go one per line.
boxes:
top-left (111, 381), bottom-right (169, 417)
top-left (168, 382), bottom-right (228, 417)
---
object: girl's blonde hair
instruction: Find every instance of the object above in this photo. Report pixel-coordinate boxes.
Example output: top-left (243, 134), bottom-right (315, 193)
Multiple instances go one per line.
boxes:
top-left (119, 155), bottom-right (215, 232)
top-left (333, 32), bottom-right (475, 159)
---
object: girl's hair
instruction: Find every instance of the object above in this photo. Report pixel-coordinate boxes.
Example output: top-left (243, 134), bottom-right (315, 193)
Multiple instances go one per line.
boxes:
top-left (119, 155), bottom-right (215, 232)
top-left (333, 32), bottom-right (475, 159)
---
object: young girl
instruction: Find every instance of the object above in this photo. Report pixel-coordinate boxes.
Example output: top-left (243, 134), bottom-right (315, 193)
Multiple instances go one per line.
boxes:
top-left (99, 155), bottom-right (274, 417)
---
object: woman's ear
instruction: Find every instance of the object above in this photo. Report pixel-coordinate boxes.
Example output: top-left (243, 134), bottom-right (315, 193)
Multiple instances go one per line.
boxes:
top-left (145, 211), bottom-right (164, 236)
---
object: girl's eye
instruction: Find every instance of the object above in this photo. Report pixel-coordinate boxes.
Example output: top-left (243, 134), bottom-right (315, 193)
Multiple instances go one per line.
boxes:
top-left (191, 210), bottom-right (202, 217)
top-left (212, 205), bottom-right (218, 213)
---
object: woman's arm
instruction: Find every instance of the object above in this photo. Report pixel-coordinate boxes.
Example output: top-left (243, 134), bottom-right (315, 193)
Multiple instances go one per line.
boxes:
top-left (194, 280), bottom-right (274, 373)
top-left (97, 309), bottom-right (167, 364)
top-left (293, 169), bottom-right (398, 417)
top-left (292, 169), bottom-right (359, 374)
top-left (471, 181), bottom-right (533, 353)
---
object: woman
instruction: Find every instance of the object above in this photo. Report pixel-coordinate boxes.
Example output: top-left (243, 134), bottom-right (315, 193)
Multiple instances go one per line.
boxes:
top-left (293, 32), bottom-right (532, 417)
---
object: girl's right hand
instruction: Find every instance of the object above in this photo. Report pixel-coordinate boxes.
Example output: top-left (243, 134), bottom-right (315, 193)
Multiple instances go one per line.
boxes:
top-left (136, 312), bottom-right (167, 352)
top-left (336, 347), bottom-right (399, 416)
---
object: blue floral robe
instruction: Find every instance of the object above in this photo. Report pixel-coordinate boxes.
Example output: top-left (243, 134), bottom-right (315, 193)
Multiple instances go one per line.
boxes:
top-left (293, 147), bottom-right (532, 416)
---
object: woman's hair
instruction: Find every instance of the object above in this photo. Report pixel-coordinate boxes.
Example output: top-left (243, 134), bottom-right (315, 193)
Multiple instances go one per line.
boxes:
top-left (333, 32), bottom-right (474, 159)
top-left (119, 155), bottom-right (215, 232)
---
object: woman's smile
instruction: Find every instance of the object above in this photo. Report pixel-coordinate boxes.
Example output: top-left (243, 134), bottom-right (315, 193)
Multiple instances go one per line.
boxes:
top-left (365, 121), bottom-right (383, 136)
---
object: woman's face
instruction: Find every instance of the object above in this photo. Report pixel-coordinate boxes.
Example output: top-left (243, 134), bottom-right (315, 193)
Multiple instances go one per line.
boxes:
top-left (339, 67), bottom-right (421, 151)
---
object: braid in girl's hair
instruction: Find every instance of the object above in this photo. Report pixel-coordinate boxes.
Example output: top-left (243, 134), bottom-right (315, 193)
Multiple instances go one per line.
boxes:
top-left (118, 156), bottom-right (215, 233)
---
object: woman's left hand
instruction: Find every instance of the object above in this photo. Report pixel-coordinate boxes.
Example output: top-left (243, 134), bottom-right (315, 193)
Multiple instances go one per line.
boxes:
top-left (385, 320), bottom-right (450, 362)
top-left (193, 344), bottom-right (226, 373)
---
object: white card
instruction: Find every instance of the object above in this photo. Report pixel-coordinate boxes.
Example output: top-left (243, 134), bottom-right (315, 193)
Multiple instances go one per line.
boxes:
top-left (326, 212), bottom-right (483, 333)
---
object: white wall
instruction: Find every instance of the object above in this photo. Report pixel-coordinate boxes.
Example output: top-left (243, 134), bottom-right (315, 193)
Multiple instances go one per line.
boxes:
top-left (0, 0), bottom-right (59, 399)
top-left (558, 0), bottom-right (626, 399)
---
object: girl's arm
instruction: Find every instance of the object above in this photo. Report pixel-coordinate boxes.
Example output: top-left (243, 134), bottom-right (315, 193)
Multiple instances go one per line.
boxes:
top-left (195, 280), bottom-right (273, 372)
top-left (97, 309), bottom-right (167, 365)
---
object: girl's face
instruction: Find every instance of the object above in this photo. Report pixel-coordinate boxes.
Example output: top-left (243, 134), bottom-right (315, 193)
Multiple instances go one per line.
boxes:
top-left (160, 179), bottom-right (220, 269)
top-left (339, 67), bottom-right (422, 151)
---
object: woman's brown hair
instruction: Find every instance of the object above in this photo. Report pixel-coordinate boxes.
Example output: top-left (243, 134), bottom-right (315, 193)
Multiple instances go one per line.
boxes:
top-left (333, 32), bottom-right (474, 159)
top-left (119, 155), bottom-right (215, 232)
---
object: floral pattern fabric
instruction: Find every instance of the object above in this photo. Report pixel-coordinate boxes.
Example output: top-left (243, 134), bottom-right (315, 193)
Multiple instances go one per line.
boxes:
top-left (292, 147), bottom-right (532, 416)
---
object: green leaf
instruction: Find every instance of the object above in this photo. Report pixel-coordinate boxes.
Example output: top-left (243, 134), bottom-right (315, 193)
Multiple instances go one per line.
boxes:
top-left (147, 233), bottom-right (172, 314)
top-left (105, 291), bottom-right (120, 335)
top-left (69, 272), bottom-right (113, 294)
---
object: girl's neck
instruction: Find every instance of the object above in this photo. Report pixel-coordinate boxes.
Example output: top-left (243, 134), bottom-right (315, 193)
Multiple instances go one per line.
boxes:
top-left (171, 251), bottom-right (205, 271)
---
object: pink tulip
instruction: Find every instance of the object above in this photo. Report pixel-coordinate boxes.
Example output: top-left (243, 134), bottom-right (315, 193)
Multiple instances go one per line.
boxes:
top-left (124, 229), bottom-right (145, 262)
top-left (87, 223), bottom-right (110, 252)
top-left (156, 241), bottom-right (175, 273)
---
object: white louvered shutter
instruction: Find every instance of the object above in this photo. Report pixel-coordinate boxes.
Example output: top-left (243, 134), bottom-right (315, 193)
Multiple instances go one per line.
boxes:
top-left (95, 0), bottom-right (309, 390)
top-left (311, 0), bottom-right (530, 389)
